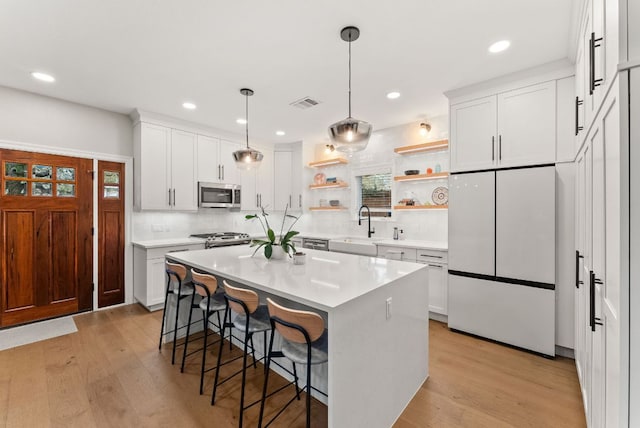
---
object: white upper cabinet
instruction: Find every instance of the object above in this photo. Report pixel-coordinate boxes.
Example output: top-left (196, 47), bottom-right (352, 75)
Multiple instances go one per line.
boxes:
top-left (274, 151), bottom-right (293, 211)
top-left (196, 136), bottom-right (240, 184)
top-left (450, 81), bottom-right (556, 172)
top-left (134, 123), bottom-right (197, 211)
top-left (450, 96), bottom-right (497, 172)
top-left (497, 81), bottom-right (556, 168)
top-left (170, 129), bottom-right (198, 211)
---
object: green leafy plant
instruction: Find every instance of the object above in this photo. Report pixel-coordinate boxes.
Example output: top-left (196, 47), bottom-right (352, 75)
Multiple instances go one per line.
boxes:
top-left (245, 204), bottom-right (300, 259)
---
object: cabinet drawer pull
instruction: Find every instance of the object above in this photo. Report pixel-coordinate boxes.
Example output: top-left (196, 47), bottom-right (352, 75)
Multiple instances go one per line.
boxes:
top-left (427, 264), bottom-right (443, 268)
top-left (420, 254), bottom-right (442, 258)
top-left (168, 249), bottom-right (189, 253)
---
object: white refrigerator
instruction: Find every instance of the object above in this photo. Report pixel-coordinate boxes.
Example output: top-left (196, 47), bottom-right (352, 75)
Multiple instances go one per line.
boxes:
top-left (448, 165), bottom-right (556, 356)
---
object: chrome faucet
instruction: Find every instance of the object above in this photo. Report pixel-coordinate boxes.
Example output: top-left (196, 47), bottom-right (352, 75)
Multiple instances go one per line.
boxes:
top-left (358, 205), bottom-right (375, 238)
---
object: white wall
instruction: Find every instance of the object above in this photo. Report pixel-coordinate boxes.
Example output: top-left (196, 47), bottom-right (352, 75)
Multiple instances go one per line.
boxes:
top-left (0, 85), bottom-right (132, 156)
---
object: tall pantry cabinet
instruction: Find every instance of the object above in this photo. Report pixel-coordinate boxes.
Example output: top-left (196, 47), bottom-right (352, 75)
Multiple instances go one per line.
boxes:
top-left (572, 0), bottom-right (637, 426)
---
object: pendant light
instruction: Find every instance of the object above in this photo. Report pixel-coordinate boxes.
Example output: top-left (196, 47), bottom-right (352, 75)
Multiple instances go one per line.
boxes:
top-left (328, 26), bottom-right (372, 154)
top-left (233, 88), bottom-right (263, 170)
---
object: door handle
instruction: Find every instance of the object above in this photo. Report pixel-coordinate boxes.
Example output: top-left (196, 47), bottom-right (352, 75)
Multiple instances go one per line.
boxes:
top-left (491, 136), bottom-right (495, 161)
top-left (289, 195), bottom-right (292, 208)
top-left (299, 194), bottom-right (302, 208)
top-left (589, 271), bottom-right (604, 331)
top-left (222, 165), bottom-right (224, 181)
top-left (256, 194), bottom-right (259, 207)
top-left (575, 97), bottom-right (584, 136)
top-left (168, 188), bottom-right (172, 206)
top-left (575, 250), bottom-right (583, 288)
top-left (589, 32), bottom-right (603, 94)
top-left (498, 135), bottom-right (502, 160)
top-left (218, 165), bottom-right (221, 180)
top-left (172, 189), bottom-right (176, 206)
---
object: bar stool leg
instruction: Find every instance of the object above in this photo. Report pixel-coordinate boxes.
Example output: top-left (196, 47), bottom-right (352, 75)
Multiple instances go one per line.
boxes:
top-left (306, 348), bottom-right (312, 428)
top-left (239, 330), bottom-right (251, 428)
top-left (212, 307), bottom-right (229, 406)
top-left (292, 363), bottom-right (301, 400)
top-left (199, 311), bottom-right (209, 395)
top-left (158, 278), bottom-right (171, 350)
top-left (180, 292), bottom-right (197, 372)
top-left (171, 290), bottom-right (184, 365)
top-left (258, 329), bottom-right (276, 428)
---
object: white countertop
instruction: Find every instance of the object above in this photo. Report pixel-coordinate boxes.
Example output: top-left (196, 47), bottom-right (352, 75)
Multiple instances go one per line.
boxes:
top-left (165, 245), bottom-right (426, 311)
top-left (132, 237), bottom-right (206, 249)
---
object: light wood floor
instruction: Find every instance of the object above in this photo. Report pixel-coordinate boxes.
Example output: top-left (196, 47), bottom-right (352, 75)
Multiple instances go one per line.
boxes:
top-left (0, 304), bottom-right (586, 427)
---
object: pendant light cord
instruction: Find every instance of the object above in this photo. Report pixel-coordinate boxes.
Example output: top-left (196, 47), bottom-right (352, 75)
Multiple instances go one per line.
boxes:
top-left (348, 33), bottom-right (352, 118)
top-left (245, 92), bottom-right (249, 149)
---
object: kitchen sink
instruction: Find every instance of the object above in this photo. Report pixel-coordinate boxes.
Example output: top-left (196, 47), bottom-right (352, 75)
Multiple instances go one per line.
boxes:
top-left (328, 237), bottom-right (383, 256)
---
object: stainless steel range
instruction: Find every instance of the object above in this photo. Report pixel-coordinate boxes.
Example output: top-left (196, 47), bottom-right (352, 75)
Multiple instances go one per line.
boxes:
top-left (190, 232), bottom-right (251, 248)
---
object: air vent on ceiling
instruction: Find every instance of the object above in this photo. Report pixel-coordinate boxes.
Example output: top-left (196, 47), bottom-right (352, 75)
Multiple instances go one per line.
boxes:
top-left (290, 96), bottom-right (321, 110)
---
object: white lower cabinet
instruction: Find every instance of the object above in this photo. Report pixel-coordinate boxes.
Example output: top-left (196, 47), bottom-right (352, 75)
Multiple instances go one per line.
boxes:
top-left (133, 243), bottom-right (204, 311)
top-left (377, 245), bottom-right (448, 317)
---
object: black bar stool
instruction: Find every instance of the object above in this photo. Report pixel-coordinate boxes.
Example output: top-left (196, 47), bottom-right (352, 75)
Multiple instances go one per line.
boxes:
top-left (258, 297), bottom-right (328, 428)
top-left (182, 269), bottom-right (226, 394)
top-left (212, 280), bottom-right (271, 428)
top-left (158, 261), bottom-right (197, 365)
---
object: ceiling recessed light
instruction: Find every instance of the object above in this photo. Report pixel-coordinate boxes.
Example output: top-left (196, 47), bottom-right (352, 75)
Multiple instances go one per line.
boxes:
top-left (236, 118), bottom-right (247, 124)
top-left (386, 91), bottom-right (401, 99)
top-left (31, 71), bottom-right (55, 82)
top-left (276, 131), bottom-right (286, 136)
top-left (182, 102), bottom-right (196, 110)
top-left (488, 40), bottom-right (511, 53)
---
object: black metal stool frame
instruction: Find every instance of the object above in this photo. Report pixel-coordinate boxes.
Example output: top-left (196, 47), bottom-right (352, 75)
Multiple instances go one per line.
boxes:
top-left (158, 267), bottom-right (197, 365)
top-left (211, 294), bottom-right (268, 428)
top-left (258, 316), bottom-right (328, 428)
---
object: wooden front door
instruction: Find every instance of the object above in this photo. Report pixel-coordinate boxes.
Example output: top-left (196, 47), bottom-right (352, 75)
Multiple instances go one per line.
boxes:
top-left (0, 149), bottom-right (93, 327)
top-left (98, 160), bottom-right (125, 308)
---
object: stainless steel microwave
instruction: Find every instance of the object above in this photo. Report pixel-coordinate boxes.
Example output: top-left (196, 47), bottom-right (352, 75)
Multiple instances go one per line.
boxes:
top-left (198, 182), bottom-right (241, 208)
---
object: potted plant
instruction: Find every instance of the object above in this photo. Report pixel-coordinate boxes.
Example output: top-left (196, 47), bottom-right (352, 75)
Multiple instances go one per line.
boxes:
top-left (245, 205), bottom-right (300, 259)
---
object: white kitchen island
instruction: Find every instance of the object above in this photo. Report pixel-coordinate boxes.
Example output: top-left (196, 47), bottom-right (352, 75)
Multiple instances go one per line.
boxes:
top-left (167, 245), bottom-right (429, 428)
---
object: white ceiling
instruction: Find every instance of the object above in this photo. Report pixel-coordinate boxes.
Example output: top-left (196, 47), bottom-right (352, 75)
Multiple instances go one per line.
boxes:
top-left (0, 0), bottom-right (577, 145)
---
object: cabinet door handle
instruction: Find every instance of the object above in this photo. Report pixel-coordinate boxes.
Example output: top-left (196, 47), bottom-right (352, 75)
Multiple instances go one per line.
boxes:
top-left (589, 32), bottom-right (604, 95)
top-left (575, 97), bottom-right (584, 136)
top-left (259, 194), bottom-right (262, 207)
top-left (498, 135), bottom-right (502, 160)
top-left (222, 165), bottom-right (224, 181)
top-left (256, 194), bottom-right (259, 207)
top-left (492, 136), bottom-right (495, 161)
top-left (575, 250), bottom-right (583, 288)
top-left (168, 188), bottom-right (172, 206)
top-left (172, 189), bottom-right (176, 206)
top-left (218, 165), bottom-right (221, 180)
top-left (299, 194), bottom-right (302, 208)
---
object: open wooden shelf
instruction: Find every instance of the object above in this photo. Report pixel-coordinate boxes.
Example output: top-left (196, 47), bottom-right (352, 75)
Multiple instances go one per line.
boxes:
top-left (308, 157), bottom-right (348, 168)
top-left (394, 139), bottom-right (449, 155)
top-left (393, 205), bottom-right (448, 210)
top-left (308, 206), bottom-right (347, 211)
top-left (394, 172), bottom-right (449, 182)
top-left (309, 182), bottom-right (349, 190)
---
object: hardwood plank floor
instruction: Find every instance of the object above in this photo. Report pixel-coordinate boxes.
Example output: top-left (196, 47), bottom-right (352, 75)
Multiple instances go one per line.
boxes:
top-left (0, 304), bottom-right (586, 427)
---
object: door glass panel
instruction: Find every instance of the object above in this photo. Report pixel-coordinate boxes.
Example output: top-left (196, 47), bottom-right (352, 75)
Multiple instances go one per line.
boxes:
top-left (32, 182), bottom-right (53, 196)
top-left (104, 171), bottom-right (119, 184)
top-left (32, 165), bottom-right (53, 179)
top-left (57, 183), bottom-right (76, 197)
top-left (5, 162), bottom-right (27, 178)
top-left (56, 167), bottom-right (75, 181)
top-left (104, 185), bottom-right (119, 199)
top-left (5, 180), bottom-right (27, 195)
